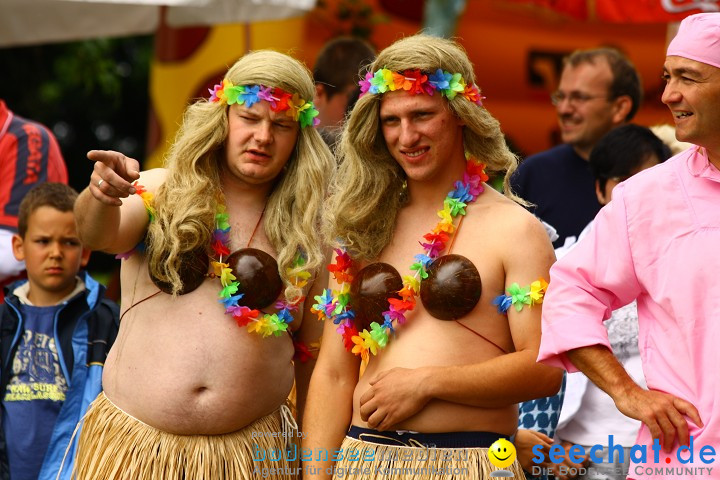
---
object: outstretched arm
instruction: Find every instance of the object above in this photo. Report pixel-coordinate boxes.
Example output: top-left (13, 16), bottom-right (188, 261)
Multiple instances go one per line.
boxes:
top-left (75, 150), bottom-right (164, 254)
top-left (568, 345), bottom-right (702, 452)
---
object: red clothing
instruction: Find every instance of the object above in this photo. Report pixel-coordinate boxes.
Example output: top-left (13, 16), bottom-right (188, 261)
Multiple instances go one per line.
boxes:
top-left (0, 100), bottom-right (68, 232)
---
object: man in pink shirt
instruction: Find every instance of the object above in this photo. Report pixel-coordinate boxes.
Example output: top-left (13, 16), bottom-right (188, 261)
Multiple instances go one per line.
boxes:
top-left (538, 13), bottom-right (720, 480)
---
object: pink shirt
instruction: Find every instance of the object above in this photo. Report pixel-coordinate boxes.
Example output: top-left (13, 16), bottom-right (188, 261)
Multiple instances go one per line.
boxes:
top-left (538, 147), bottom-right (720, 479)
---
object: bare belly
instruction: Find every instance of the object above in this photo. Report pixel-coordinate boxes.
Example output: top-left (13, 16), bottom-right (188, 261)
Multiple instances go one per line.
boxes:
top-left (350, 311), bottom-right (518, 435)
top-left (104, 278), bottom-right (295, 435)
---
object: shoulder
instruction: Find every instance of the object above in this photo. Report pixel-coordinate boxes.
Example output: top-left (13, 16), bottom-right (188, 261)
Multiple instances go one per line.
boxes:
top-left (473, 188), bottom-right (552, 242)
top-left (9, 112), bottom-right (53, 138)
top-left (138, 168), bottom-right (168, 193)
top-left (619, 152), bottom-right (685, 203)
top-left (520, 144), bottom-right (574, 168)
top-left (513, 145), bottom-right (575, 189)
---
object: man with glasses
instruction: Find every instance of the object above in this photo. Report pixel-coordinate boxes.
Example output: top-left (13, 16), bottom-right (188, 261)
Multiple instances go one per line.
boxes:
top-left (511, 48), bottom-right (641, 248)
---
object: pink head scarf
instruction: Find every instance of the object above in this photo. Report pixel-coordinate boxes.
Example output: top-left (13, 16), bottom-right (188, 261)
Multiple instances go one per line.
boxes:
top-left (667, 13), bottom-right (720, 69)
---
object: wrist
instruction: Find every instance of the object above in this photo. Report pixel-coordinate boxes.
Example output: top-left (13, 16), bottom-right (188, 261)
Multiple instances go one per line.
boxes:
top-left (417, 366), bottom-right (440, 402)
top-left (607, 373), bottom-right (640, 400)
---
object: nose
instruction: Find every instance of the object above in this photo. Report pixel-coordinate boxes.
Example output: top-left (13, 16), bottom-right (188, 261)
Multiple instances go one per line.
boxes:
top-left (398, 119), bottom-right (420, 147)
top-left (254, 121), bottom-right (273, 145)
top-left (49, 241), bottom-right (63, 259)
top-left (555, 97), bottom-right (574, 116)
top-left (661, 81), bottom-right (681, 106)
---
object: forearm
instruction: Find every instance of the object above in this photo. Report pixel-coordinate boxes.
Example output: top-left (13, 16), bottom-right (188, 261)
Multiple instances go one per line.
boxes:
top-left (567, 344), bottom-right (640, 400)
top-left (302, 369), bottom-right (355, 479)
top-left (74, 188), bottom-right (122, 251)
top-left (425, 350), bottom-right (563, 408)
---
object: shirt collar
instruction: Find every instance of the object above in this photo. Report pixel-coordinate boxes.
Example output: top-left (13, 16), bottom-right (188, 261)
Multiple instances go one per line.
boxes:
top-left (686, 146), bottom-right (720, 182)
top-left (13, 276), bottom-right (86, 306)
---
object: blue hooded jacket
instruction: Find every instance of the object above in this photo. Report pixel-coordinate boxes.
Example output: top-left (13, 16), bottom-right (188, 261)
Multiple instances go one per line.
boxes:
top-left (0, 271), bottom-right (119, 480)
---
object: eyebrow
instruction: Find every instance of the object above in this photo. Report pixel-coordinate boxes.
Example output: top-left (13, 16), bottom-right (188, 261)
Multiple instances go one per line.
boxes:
top-left (664, 66), bottom-right (705, 78)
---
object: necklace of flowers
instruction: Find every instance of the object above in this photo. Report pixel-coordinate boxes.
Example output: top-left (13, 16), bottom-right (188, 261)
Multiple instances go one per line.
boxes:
top-left (312, 158), bottom-right (489, 363)
top-left (359, 68), bottom-right (485, 106)
top-left (212, 200), bottom-right (311, 338)
top-left (119, 184), bottom-right (310, 338)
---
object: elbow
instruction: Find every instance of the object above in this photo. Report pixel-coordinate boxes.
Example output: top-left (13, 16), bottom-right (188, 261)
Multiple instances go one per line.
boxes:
top-left (536, 365), bottom-right (564, 397)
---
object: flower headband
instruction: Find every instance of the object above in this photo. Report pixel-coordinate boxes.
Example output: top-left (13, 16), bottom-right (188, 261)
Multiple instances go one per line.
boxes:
top-left (359, 68), bottom-right (484, 106)
top-left (209, 79), bottom-right (320, 128)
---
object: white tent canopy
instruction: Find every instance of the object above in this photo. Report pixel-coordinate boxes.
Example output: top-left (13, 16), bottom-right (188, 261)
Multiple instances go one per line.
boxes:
top-left (0, 0), bottom-right (315, 47)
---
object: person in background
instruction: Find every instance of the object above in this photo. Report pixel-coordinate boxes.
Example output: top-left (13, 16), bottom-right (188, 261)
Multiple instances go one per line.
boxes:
top-left (538, 13), bottom-right (720, 480)
top-left (313, 37), bottom-right (375, 148)
top-left (1, 182), bottom-right (119, 480)
top-left (0, 100), bottom-right (68, 301)
top-left (511, 48), bottom-right (641, 248)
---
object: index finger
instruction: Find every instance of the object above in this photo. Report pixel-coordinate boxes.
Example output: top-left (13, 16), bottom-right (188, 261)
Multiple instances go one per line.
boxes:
top-left (87, 150), bottom-right (141, 182)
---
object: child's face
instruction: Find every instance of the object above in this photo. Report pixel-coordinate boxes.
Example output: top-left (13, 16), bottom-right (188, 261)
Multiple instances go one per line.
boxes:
top-left (12, 206), bottom-right (90, 305)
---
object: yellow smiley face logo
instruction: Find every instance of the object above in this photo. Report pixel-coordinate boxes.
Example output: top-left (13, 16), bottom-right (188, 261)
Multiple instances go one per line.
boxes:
top-left (488, 438), bottom-right (517, 469)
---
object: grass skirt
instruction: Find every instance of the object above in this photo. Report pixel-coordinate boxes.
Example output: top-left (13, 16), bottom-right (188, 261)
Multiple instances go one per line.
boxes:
top-left (70, 392), bottom-right (300, 480)
top-left (331, 434), bottom-right (527, 480)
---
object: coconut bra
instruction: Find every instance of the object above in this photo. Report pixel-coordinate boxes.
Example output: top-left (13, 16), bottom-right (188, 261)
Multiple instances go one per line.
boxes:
top-left (120, 185), bottom-right (312, 339)
top-left (148, 247), bottom-right (284, 310)
top-left (312, 158), bottom-right (549, 363)
top-left (352, 255), bottom-right (481, 330)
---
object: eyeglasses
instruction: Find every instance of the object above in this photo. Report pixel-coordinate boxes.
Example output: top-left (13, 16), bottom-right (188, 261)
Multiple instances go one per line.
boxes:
top-left (550, 91), bottom-right (609, 107)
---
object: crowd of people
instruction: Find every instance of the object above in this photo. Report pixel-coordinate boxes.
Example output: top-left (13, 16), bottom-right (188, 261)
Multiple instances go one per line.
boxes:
top-left (1, 11), bottom-right (718, 480)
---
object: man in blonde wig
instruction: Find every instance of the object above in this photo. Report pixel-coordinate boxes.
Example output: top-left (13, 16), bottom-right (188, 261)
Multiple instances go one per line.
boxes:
top-left (304, 35), bottom-right (562, 479)
top-left (70, 50), bottom-right (334, 479)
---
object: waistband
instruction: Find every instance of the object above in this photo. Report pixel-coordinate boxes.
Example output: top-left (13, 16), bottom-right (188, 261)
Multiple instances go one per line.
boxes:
top-left (347, 426), bottom-right (513, 448)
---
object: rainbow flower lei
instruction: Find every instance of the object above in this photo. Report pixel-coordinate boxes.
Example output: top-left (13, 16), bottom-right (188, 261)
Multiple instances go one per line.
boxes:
top-left (359, 68), bottom-right (485, 106)
top-left (312, 158), bottom-right (489, 363)
top-left (119, 184), bottom-right (310, 338)
top-left (211, 202), bottom-right (311, 337)
top-left (209, 80), bottom-right (320, 128)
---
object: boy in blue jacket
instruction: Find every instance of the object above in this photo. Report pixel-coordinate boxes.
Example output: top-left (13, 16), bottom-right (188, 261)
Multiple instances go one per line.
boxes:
top-left (0, 183), bottom-right (119, 480)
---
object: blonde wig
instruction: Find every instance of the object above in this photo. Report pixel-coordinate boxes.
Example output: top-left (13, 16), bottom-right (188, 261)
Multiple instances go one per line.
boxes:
top-left (147, 50), bottom-right (334, 299)
top-left (325, 34), bottom-right (522, 261)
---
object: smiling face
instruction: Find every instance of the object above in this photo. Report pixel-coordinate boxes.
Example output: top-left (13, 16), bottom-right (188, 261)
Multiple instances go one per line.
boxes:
top-left (12, 206), bottom-right (90, 306)
top-left (379, 90), bottom-right (465, 183)
top-left (555, 59), bottom-right (628, 159)
top-left (224, 102), bottom-right (300, 186)
top-left (662, 56), bottom-right (720, 163)
top-left (488, 438), bottom-right (517, 469)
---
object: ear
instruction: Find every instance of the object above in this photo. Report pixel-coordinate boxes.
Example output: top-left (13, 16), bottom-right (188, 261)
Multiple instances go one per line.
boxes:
top-left (80, 248), bottom-right (91, 268)
top-left (611, 95), bottom-right (632, 125)
top-left (314, 84), bottom-right (327, 106)
top-left (11, 234), bottom-right (25, 262)
top-left (595, 180), bottom-right (607, 205)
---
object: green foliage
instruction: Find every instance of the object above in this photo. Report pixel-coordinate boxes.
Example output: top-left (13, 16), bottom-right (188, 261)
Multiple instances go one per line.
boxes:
top-left (0, 36), bottom-right (153, 277)
top-left (0, 36), bottom-right (153, 191)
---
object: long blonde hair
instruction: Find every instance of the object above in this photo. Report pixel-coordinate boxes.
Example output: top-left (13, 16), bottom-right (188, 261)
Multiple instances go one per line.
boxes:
top-left (147, 50), bottom-right (334, 299)
top-left (325, 34), bottom-right (521, 261)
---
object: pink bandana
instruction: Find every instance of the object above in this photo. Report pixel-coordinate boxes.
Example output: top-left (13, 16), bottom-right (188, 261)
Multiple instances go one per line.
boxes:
top-left (667, 13), bottom-right (720, 69)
